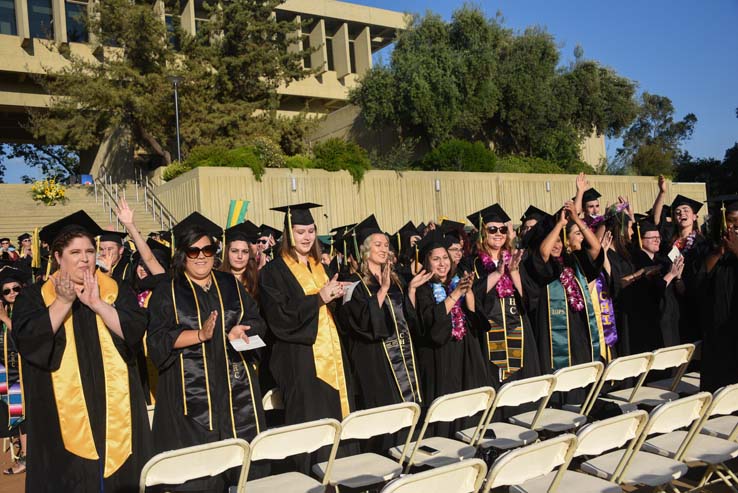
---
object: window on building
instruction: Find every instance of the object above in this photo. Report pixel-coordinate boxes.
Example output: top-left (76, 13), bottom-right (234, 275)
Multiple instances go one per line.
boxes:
top-left (28, 0), bottom-right (54, 39)
top-left (194, 0), bottom-right (209, 36)
top-left (165, 13), bottom-right (180, 50)
top-left (302, 34), bottom-right (311, 69)
top-left (325, 37), bottom-right (334, 71)
top-left (349, 40), bottom-right (356, 74)
top-left (65, 0), bottom-right (87, 42)
top-left (0, 0), bottom-right (17, 35)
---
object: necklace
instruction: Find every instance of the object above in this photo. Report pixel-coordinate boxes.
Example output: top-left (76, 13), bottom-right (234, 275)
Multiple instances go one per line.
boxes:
top-left (201, 279), bottom-right (213, 292)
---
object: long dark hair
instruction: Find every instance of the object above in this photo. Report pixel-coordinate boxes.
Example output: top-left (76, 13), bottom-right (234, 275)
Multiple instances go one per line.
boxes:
top-left (422, 246), bottom-right (457, 286)
top-left (172, 226), bottom-right (213, 277)
top-left (220, 241), bottom-right (260, 299)
top-left (278, 225), bottom-right (322, 263)
top-left (50, 227), bottom-right (96, 272)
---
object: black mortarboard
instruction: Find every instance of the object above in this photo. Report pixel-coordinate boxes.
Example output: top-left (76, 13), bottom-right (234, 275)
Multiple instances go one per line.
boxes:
top-left (417, 223), bottom-right (427, 236)
top-left (39, 210), bottom-right (104, 245)
top-left (671, 194), bottom-right (703, 214)
top-left (582, 188), bottom-right (602, 204)
top-left (635, 220), bottom-right (660, 249)
top-left (330, 224), bottom-right (355, 256)
top-left (0, 265), bottom-right (31, 285)
top-left (520, 206), bottom-right (550, 223)
top-left (466, 204), bottom-right (511, 232)
top-left (172, 212), bottom-right (223, 244)
top-left (132, 238), bottom-right (171, 270)
top-left (271, 203), bottom-right (322, 246)
top-left (17, 233), bottom-right (31, 242)
top-left (98, 230), bottom-right (128, 245)
top-left (707, 195), bottom-right (738, 213)
top-left (417, 229), bottom-right (452, 262)
top-left (259, 224), bottom-right (283, 241)
top-left (440, 219), bottom-right (465, 243)
top-left (354, 215), bottom-right (383, 246)
top-left (0, 238), bottom-right (8, 243)
top-left (225, 221), bottom-right (261, 244)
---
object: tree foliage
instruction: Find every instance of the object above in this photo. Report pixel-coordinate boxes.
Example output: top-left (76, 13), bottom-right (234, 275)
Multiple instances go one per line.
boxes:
top-left (351, 6), bottom-right (639, 165)
top-left (28, 0), bottom-right (312, 167)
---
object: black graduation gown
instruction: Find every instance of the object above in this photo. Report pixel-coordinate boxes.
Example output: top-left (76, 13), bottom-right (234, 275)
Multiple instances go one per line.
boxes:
top-left (625, 251), bottom-right (680, 354)
top-left (470, 256), bottom-right (541, 386)
top-left (409, 283), bottom-right (488, 404)
top-left (111, 253), bottom-right (133, 285)
top-left (11, 282), bottom-right (152, 493)
top-left (259, 256), bottom-right (354, 425)
top-left (147, 271), bottom-right (266, 457)
top-left (339, 277), bottom-right (422, 409)
top-left (531, 249), bottom-right (604, 374)
top-left (606, 248), bottom-right (635, 357)
top-left (700, 252), bottom-right (738, 392)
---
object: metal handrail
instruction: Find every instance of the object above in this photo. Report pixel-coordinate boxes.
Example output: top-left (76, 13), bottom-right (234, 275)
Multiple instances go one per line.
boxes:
top-left (139, 172), bottom-right (176, 231)
top-left (94, 177), bottom-right (124, 231)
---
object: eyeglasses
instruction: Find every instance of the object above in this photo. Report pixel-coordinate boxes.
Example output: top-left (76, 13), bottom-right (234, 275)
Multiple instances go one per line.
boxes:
top-left (2, 286), bottom-right (21, 295)
top-left (486, 226), bottom-right (509, 235)
top-left (185, 245), bottom-right (218, 259)
top-left (642, 236), bottom-right (661, 241)
top-left (257, 239), bottom-right (269, 244)
top-left (447, 247), bottom-right (463, 253)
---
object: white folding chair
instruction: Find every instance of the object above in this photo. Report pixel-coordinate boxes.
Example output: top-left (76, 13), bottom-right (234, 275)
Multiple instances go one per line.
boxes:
top-left (389, 386), bottom-right (495, 472)
top-left (246, 418), bottom-right (341, 493)
top-left (700, 383), bottom-right (738, 441)
top-left (479, 434), bottom-right (570, 493)
top-left (582, 352), bottom-right (653, 414)
top-left (380, 459), bottom-right (487, 493)
top-left (146, 404), bottom-right (155, 429)
top-left (581, 392), bottom-right (713, 493)
top-left (458, 375), bottom-right (555, 450)
top-left (646, 384), bottom-right (738, 491)
top-left (139, 438), bottom-right (250, 493)
top-left (606, 344), bottom-right (695, 407)
top-left (650, 371), bottom-right (701, 396)
top-left (312, 402), bottom-right (421, 490)
top-left (509, 362), bottom-right (603, 433)
top-left (262, 388), bottom-right (284, 411)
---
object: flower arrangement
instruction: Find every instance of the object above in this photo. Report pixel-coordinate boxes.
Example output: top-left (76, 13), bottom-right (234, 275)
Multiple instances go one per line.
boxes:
top-left (31, 179), bottom-right (67, 206)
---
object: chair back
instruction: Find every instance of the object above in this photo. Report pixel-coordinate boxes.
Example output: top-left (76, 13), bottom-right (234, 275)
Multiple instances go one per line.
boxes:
top-left (575, 410), bottom-right (648, 461)
top-left (262, 388), bottom-right (284, 411)
top-left (481, 434), bottom-right (577, 493)
top-left (426, 386), bottom-right (496, 424)
top-left (650, 344), bottom-right (694, 371)
top-left (250, 418), bottom-right (341, 461)
top-left (585, 352), bottom-right (653, 413)
top-left (381, 459), bottom-right (487, 493)
top-left (553, 361), bottom-right (604, 393)
top-left (703, 384), bottom-right (738, 442)
top-left (139, 438), bottom-right (249, 493)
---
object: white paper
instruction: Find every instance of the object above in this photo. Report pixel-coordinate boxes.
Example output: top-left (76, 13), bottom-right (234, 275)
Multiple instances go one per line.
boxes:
top-left (342, 281), bottom-right (360, 303)
top-left (229, 335), bottom-right (266, 352)
top-left (667, 246), bottom-right (681, 263)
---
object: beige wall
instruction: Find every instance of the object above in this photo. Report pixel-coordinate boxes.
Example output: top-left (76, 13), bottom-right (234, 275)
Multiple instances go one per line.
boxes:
top-left (156, 167), bottom-right (707, 232)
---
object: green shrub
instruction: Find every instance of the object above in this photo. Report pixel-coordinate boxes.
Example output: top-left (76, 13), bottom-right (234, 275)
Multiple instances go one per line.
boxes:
top-left (162, 161), bottom-right (192, 181)
top-left (183, 144), bottom-right (266, 180)
top-left (285, 154), bottom-right (314, 169)
top-left (419, 139), bottom-right (496, 172)
top-left (495, 155), bottom-right (567, 174)
top-left (185, 145), bottom-right (230, 168)
top-left (247, 136), bottom-right (286, 168)
top-left (312, 138), bottom-right (371, 183)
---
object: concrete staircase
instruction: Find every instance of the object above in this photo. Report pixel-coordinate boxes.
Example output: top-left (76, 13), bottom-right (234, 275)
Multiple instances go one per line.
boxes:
top-left (0, 183), bottom-right (165, 242)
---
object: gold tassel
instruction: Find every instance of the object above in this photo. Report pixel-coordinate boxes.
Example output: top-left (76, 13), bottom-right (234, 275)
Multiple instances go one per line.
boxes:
top-left (722, 201), bottom-right (727, 234)
top-left (31, 228), bottom-right (41, 269)
top-left (637, 222), bottom-right (642, 249)
top-left (221, 233), bottom-right (226, 262)
top-left (563, 223), bottom-right (568, 246)
top-left (287, 206), bottom-right (295, 247)
top-left (478, 213), bottom-right (483, 243)
top-left (397, 232), bottom-right (402, 256)
top-left (329, 237), bottom-right (334, 257)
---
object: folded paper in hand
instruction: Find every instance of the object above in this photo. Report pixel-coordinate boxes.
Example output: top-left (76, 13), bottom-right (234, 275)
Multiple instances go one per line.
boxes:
top-left (229, 335), bottom-right (266, 351)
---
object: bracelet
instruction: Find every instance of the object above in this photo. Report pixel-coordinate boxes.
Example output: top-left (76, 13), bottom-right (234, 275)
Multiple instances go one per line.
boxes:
top-left (197, 330), bottom-right (204, 343)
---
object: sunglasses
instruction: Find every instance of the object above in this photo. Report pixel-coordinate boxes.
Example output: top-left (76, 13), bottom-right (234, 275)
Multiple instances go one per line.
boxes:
top-left (257, 239), bottom-right (269, 244)
top-left (2, 286), bottom-right (21, 295)
top-left (185, 245), bottom-right (218, 259)
top-left (486, 226), bottom-right (509, 235)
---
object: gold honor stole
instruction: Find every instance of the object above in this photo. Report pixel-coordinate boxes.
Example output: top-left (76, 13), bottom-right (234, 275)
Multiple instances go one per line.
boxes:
top-left (283, 254), bottom-right (351, 417)
top-left (140, 291), bottom-right (158, 404)
top-left (41, 272), bottom-right (132, 478)
top-left (588, 282), bottom-right (609, 361)
top-left (487, 297), bottom-right (524, 381)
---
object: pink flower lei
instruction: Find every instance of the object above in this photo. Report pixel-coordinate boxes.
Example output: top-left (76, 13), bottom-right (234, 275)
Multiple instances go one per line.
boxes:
top-left (554, 256), bottom-right (585, 312)
top-left (675, 231), bottom-right (697, 253)
top-left (431, 276), bottom-right (467, 340)
top-left (478, 250), bottom-right (515, 298)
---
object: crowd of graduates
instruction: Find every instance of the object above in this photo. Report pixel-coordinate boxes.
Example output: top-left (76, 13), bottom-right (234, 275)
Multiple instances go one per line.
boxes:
top-left (0, 172), bottom-right (736, 492)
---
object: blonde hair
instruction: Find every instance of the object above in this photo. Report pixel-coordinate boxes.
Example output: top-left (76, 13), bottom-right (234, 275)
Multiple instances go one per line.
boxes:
top-left (359, 233), bottom-right (401, 287)
top-left (476, 223), bottom-right (513, 256)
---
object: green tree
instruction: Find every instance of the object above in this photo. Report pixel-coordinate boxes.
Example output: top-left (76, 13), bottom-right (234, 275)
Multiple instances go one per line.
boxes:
top-left (27, 0), bottom-right (311, 167)
top-left (614, 92), bottom-right (697, 174)
top-left (5, 145), bottom-right (80, 180)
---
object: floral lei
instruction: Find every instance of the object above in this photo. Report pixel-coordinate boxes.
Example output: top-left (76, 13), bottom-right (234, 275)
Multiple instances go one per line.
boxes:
top-left (583, 214), bottom-right (605, 232)
top-left (674, 231), bottom-right (697, 253)
top-left (479, 250), bottom-right (515, 298)
top-left (554, 256), bottom-right (585, 312)
top-left (431, 275), bottom-right (467, 340)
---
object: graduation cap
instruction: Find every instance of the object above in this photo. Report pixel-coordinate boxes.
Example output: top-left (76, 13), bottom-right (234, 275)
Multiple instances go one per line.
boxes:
top-left (330, 224), bottom-right (356, 257)
top-left (17, 233), bottom-right (31, 242)
top-left (440, 219), bottom-right (465, 243)
top-left (0, 238), bottom-right (8, 243)
top-left (132, 238), bottom-right (172, 270)
top-left (706, 194), bottom-right (738, 234)
top-left (258, 224), bottom-right (282, 241)
top-left (39, 210), bottom-right (104, 245)
top-left (417, 222), bottom-right (427, 236)
top-left (98, 230), bottom-right (128, 246)
top-left (270, 203), bottom-right (322, 247)
top-left (520, 206), bottom-right (550, 224)
top-left (671, 194), bottom-right (703, 214)
top-left (466, 204), bottom-right (511, 237)
top-left (582, 188), bottom-right (602, 204)
top-left (416, 229), bottom-right (452, 262)
top-left (635, 220), bottom-right (660, 249)
top-left (354, 214), bottom-right (383, 246)
top-left (0, 265), bottom-right (31, 286)
top-left (225, 221), bottom-right (261, 244)
top-left (172, 212), bottom-right (223, 247)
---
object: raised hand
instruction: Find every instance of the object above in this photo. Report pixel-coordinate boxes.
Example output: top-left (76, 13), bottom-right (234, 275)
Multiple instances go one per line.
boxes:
top-left (228, 324), bottom-right (251, 343)
top-left (669, 255), bottom-right (685, 279)
top-left (723, 228), bottom-right (738, 257)
top-left (319, 274), bottom-right (344, 304)
top-left (558, 207), bottom-right (568, 226)
top-left (116, 198), bottom-right (134, 226)
top-left (509, 249), bottom-right (524, 272)
top-left (53, 272), bottom-right (77, 304)
top-left (658, 175), bottom-right (667, 194)
top-left (409, 269), bottom-right (434, 290)
top-left (76, 270), bottom-right (101, 309)
top-left (198, 311), bottom-right (218, 342)
top-left (379, 263), bottom-right (392, 292)
top-left (576, 172), bottom-right (588, 192)
top-left (601, 230), bottom-right (613, 251)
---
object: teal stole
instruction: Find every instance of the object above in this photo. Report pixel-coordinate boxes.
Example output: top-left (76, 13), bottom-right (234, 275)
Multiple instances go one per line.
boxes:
top-left (546, 263), bottom-right (601, 370)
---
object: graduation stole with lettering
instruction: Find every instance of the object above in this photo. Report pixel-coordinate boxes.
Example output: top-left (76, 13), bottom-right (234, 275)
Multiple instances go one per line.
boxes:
top-left (40, 271), bottom-right (131, 478)
top-left (546, 261), bottom-right (601, 370)
top-left (171, 273), bottom-right (261, 438)
top-left (486, 296), bottom-right (525, 381)
top-left (283, 254), bottom-right (351, 418)
top-left (358, 279), bottom-right (421, 403)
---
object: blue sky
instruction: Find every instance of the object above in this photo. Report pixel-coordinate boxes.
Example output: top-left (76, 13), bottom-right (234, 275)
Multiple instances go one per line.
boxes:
top-left (4, 0), bottom-right (737, 182)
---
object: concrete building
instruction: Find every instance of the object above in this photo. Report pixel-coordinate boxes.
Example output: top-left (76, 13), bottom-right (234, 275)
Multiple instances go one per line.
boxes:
top-left (0, 0), bottom-right (606, 173)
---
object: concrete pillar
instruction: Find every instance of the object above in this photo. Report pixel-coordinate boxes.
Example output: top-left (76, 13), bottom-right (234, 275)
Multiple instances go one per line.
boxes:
top-left (180, 0), bottom-right (195, 36)
top-left (309, 18), bottom-right (326, 74)
top-left (287, 14), bottom-right (302, 67)
top-left (14, 0), bottom-right (30, 41)
top-left (152, 0), bottom-right (165, 25)
top-left (354, 26), bottom-right (372, 76)
top-left (332, 22), bottom-right (350, 79)
top-left (52, 0), bottom-right (67, 43)
top-left (87, 0), bottom-right (98, 46)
